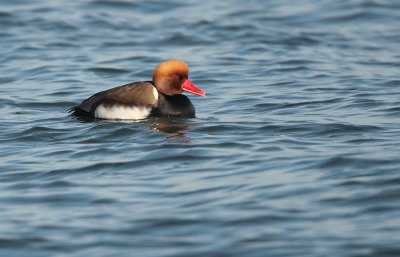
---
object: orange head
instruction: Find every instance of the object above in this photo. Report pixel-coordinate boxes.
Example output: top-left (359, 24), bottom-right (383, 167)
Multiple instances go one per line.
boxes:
top-left (152, 60), bottom-right (205, 97)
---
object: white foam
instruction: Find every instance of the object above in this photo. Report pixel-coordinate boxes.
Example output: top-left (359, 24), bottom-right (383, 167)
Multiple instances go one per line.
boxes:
top-left (94, 104), bottom-right (151, 120)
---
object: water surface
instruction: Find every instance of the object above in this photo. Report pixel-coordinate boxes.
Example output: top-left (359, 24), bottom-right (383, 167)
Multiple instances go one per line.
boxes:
top-left (1, 0), bottom-right (400, 256)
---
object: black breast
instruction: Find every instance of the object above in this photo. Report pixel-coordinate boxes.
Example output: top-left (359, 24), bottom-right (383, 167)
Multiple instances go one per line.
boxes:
top-left (151, 93), bottom-right (195, 118)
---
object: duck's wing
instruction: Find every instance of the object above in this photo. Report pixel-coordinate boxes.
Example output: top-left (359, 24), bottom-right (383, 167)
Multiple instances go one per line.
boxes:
top-left (69, 81), bottom-right (158, 117)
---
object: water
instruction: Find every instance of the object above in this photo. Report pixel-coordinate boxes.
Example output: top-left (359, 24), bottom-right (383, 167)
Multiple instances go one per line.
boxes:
top-left (1, 0), bottom-right (400, 256)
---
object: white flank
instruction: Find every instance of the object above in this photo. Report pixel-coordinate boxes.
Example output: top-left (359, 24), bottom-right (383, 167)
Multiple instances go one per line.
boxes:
top-left (94, 104), bottom-right (151, 120)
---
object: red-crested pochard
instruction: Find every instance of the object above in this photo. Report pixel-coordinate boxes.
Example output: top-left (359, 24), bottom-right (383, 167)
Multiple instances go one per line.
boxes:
top-left (69, 60), bottom-right (205, 120)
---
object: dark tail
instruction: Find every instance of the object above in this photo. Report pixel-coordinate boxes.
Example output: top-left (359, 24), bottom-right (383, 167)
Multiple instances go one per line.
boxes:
top-left (67, 106), bottom-right (93, 117)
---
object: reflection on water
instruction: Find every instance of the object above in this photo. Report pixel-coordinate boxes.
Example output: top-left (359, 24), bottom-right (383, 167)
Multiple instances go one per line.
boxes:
top-left (69, 113), bottom-right (193, 138)
top-left (150, 118), bottom-right (192, 138)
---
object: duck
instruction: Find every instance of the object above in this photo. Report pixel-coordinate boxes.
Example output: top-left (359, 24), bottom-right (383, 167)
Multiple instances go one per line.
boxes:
top-left (68, 60), bottom-right (205, 120)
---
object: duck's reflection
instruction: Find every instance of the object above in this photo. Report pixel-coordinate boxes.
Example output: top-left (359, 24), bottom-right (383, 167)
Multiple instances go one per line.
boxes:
top-left (150, 118), bottom-right (192, 139)
top-left (69, 114), bottom-right (194, 139)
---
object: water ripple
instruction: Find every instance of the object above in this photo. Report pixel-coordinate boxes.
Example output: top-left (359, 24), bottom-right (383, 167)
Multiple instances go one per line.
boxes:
top-left (1, 0), bottom-right (400, 257)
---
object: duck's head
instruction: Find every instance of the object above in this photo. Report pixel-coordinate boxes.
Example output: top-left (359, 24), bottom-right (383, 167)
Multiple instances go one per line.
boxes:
top-left (153, 60), bottom-right (205, 97)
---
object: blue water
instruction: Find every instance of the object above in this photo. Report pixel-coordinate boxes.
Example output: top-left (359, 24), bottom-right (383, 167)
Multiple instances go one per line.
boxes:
top-left (1, 0), bottom-right (400, 256)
